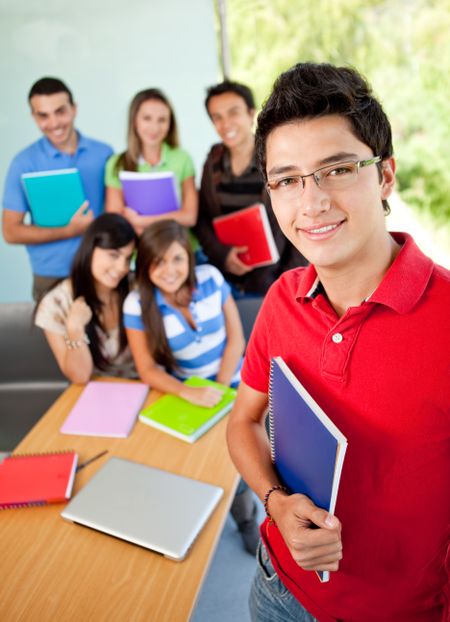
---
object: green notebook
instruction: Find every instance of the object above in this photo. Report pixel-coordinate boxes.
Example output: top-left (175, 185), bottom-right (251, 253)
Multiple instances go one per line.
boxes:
top-left (139, 377), bottom-right (237, 443)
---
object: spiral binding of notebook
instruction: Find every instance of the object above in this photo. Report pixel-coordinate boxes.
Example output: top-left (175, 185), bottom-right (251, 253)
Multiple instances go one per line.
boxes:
top-left (268, 360), bottom-right (276, 464)
top-left (1, 501), bottom-right (47, 510)
top-left (267, 356), bottom-right (348, 582)
top-left (4, 450), bottom-right (75, 460)
top-left (0, 450), bottom-right (78, 510)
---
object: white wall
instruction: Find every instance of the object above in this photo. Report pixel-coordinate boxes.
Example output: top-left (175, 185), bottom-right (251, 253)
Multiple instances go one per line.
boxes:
top-left (0, 0), bottom-right (220, 302)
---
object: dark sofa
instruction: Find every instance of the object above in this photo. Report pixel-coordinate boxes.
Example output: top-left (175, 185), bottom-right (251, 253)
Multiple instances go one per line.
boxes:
top-left (0, 302), bottom-right (68, 450)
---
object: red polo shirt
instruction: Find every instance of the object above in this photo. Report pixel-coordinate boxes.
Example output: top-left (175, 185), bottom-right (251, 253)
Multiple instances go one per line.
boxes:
top-left (242, 233), bottom-right (450, 622)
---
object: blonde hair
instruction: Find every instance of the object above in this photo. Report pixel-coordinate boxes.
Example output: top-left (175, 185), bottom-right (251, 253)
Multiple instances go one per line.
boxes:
top-left (115, 88), bottom-right (179, 173)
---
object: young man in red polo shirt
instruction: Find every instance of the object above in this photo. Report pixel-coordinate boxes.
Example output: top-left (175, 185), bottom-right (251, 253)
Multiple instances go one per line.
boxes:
top-left (227, 62), bottom-right (450, 622)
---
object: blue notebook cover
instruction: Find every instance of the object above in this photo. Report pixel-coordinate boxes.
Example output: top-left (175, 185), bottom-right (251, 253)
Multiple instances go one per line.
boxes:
top-left (119, 171), bottom-right (180, 216)
top-left (21, 168), bottom-right (86, 227)
top-left (269, 356), bottom-right (347, 582)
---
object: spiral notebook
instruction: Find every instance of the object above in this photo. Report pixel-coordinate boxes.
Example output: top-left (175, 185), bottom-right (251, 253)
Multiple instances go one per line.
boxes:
top-left (268, 357), bottom-right (348, 582)
top-left (0, 451), bottom-right (78, 509)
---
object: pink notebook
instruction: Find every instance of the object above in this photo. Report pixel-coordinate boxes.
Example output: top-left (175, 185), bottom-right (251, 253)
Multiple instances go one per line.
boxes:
top-left (61, 381), bottom-right (148, 438)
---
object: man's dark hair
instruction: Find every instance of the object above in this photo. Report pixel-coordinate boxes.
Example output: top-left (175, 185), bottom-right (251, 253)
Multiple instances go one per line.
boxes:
top-left (255, 62), bottom-right (393, 213)
top-left (28, 77), bottom-right (74, 105)
top-left (205, 80), bottom-right (255, 115)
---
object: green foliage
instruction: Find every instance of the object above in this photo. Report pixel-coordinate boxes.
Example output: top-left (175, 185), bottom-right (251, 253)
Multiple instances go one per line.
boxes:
top-left (222, 0), bottom-right (450, 223)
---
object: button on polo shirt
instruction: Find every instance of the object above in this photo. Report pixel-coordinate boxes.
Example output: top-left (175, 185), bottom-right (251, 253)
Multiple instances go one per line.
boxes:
top-left (309, 296), bottom-right (374, 382)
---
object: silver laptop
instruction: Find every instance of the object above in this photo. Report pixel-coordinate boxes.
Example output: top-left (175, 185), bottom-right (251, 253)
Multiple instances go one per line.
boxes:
top-left (61, 457), bottom-right (223, 561)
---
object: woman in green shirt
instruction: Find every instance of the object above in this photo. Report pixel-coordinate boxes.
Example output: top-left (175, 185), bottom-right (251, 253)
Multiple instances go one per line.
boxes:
top-left (105, 88), bottom-right (198, 236)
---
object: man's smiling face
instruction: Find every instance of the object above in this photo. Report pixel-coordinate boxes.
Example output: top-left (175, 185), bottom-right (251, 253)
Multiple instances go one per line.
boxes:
top-left (30, 92), bottom-right (77, 152)
top-left (266, 114), bottom-right (395, 275)
top-left (208, 92), bottom-right (255, 151)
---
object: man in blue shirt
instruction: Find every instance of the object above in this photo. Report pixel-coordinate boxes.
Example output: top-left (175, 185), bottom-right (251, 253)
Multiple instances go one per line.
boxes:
top-left (2, 77), bottom-right (113, 300)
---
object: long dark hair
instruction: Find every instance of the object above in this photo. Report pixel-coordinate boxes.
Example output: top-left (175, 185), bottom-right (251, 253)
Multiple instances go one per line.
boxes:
top-left (114, 88), bottom-right (179, 175)
top-left (71, 213), bottom-right (137, 370)
top-left (135, 220), bottom-right (196, 372)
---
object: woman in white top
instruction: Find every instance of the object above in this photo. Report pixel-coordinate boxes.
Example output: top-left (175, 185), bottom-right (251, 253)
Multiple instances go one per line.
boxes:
top-left (35, 213), bottom-right (138, 383)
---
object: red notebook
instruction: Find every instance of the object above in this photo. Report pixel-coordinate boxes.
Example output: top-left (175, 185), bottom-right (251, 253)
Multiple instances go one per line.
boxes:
top-left (0, 451), bottom-right (78, 509)
top-left (212, 203), bottom-right (280, 267)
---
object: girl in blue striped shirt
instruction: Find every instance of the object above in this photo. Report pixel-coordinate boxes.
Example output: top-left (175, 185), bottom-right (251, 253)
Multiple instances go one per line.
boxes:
top-left (123, 219), bottom-right (259, 554)
top-left (123, 220), bottom-right (244, 406)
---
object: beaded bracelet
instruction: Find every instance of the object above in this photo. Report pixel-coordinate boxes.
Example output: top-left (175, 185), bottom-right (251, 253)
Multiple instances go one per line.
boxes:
top-left (64, 335), bottom-right (90, 350)
top-left (263, 484), bottom-right (288, 523)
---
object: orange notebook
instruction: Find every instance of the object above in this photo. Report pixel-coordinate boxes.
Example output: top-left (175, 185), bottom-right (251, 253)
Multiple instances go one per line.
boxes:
top-left (0, 451), bottom-right (78, 509)
top-left (212, 203), bottom-right (280, 267)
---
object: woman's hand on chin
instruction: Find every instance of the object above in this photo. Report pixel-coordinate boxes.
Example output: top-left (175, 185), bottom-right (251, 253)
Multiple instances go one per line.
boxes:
top-left (66, 296), bottom-right (92, 334)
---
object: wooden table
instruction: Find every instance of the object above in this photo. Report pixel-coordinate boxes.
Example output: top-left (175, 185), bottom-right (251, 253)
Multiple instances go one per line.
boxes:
top-left (0, 380), bottom-right (239, 622)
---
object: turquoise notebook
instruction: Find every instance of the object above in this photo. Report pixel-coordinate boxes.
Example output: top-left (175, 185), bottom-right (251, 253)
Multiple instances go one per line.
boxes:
top-left (21, 168), bottom-right (86, 227)
top-left (139, 377), bottom-right (237, 443)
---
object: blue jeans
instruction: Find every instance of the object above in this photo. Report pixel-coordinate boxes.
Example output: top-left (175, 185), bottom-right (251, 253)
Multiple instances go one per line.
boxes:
top-left (249, 540), bottom-right (318, 622)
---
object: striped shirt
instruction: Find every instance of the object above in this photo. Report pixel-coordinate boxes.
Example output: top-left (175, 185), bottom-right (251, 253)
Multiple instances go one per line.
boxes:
top-left (123, 264), bottom-right (241, 385)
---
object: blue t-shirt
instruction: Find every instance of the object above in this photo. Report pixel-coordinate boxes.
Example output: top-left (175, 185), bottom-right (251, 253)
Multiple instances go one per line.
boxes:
top-left (123, 264), bottom-right (242, 386)
top-left (2, 132), bottom-right (113, 277)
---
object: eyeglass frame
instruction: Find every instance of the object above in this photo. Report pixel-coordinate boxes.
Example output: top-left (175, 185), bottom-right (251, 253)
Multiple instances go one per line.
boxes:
top-left (266, 156), bottom-right (382, 194)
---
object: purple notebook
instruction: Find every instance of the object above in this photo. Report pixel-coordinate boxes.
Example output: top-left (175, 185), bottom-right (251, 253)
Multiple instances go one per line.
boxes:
top-left (119, 171), bottom-right (179, 215)
top-left (61, 381), bottom-right (148, 438)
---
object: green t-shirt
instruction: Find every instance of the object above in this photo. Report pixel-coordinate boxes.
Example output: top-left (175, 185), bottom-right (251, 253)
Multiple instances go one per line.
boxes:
top-left (105, 142), bottom-right (200, 250)
top-left (104, 142), bottom-right (195, 198)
